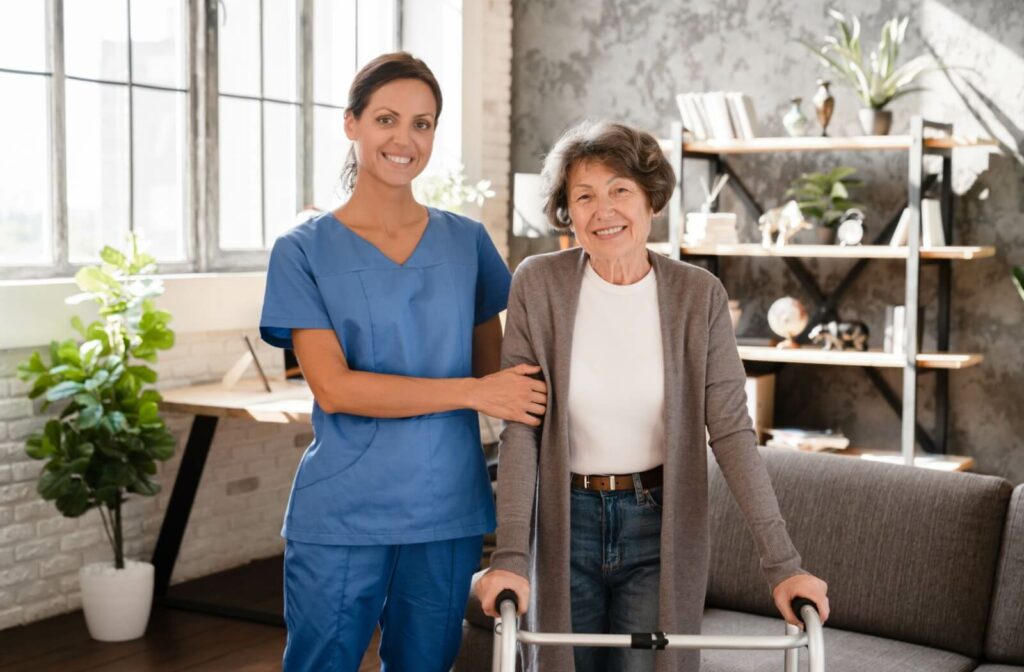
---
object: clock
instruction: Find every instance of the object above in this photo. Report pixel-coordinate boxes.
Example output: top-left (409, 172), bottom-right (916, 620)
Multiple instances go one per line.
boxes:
top-left (837, 208), bottom-right (865, 246)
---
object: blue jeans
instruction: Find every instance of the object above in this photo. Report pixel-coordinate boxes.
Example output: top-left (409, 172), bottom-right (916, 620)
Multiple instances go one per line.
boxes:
top-left (570, 477), bottom-right (663, 672)
top-left (282, 536), bottom-right (483, 672)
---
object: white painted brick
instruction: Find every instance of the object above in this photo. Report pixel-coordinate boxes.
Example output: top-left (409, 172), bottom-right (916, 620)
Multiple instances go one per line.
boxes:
top-left (23, 595), bottom-right (67, 622)
top-left (0, 547), bottom-right (12, 566)
top-left (7, 378), bottom-right (33, 396)
top-left (0, 466), bottom-right (10, 484)
top-left (0, 606), bottom-right (24, 629)
top-left (0, 523), bottom-right (34, 546)
top-left (16, 579), bottom-right (58, 605)
top-left (0, 564), bottom-right (35, 587)
top-left (7, 418), bottom-right (46, 441)
top-left (10, 461), bottom-right (42, 483)
top-left (35, 516), bottom-right (77, 537)
top-left (0, 589), bottom-right (13, 609)
top-left (0, 399), bottom-right (32, 421)
top-left (0, 507), bottom-right (11, 527)
top-left (39, 554), bottom-right (79, 578)
top-left (15, 538), bottom-right (58, 562)
top-left (0, 483), bottom-right (33, 505)
top-left (59, 528), bottom-right (101, 553)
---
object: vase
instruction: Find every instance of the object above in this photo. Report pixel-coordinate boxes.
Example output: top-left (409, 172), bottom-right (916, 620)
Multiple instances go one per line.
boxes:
top-left (813, 80), bottom-right (835, 136)
top-left (79, 560), bottom-right (154, 641)
top-left (782, 98), bottom-right (810, 137)
top-left (858, 108), bottom-right (893, 135)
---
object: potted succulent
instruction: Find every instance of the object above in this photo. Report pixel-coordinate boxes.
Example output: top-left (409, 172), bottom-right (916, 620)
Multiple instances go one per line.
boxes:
top-left (785, 166), bottom-right (864, 244)
top-left (802, 9), bottom-right (939, 135)
top-left (17, 235), bottom-right (176, 642)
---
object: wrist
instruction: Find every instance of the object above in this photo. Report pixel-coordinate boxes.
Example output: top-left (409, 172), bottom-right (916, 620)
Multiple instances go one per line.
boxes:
top-left (460, 377), bottom-right (480, 411)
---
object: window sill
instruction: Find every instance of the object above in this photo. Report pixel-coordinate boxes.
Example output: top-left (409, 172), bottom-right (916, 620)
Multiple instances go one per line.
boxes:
top-left (0, 272), bottom-right (268, 350)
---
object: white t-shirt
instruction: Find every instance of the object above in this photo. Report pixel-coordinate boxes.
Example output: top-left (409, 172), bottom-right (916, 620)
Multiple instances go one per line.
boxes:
top-left (568, 263), bottom-right (666, 475)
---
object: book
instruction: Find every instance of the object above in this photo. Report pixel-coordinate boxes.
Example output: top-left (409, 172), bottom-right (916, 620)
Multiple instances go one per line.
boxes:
top-left (767, 427), bottom-right (850, 452)
top-left (890, 207), bottom-right (911, 246)
top-left (726, 92), bottom-right (759, 139)
top-left (703, 91), bottom-right (736, 140)
top-left (921, 198), bottom-right (945, 247)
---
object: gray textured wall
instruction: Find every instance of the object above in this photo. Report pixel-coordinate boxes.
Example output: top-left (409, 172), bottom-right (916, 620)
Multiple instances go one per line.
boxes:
top-left (510, 0), bottom-right (1024, 481)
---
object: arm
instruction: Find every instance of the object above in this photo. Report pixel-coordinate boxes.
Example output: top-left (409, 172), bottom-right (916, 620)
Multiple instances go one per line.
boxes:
top-left (472, 314), bottom-right (503, 377)
top-left (292, 326), bottom-right (545, 422)
top-left (476, 272), bottom-right (543, 616)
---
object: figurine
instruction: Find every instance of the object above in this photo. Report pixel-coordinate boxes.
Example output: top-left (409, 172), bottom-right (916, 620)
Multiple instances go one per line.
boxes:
top-left (759, 200), bottom-right (812, 248)
top-left (809, 320), bottom-right (870, 351)
top-left (813, 80), bottom-right (835, 136)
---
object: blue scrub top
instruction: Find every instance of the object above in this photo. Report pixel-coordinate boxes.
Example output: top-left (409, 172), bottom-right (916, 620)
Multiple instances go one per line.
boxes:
top-left (260, 208), bottom-right (511, 545)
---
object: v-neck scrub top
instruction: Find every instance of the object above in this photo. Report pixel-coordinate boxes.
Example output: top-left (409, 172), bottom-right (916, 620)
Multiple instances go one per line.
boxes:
top-left (260, 208), bottom-right (511, 545)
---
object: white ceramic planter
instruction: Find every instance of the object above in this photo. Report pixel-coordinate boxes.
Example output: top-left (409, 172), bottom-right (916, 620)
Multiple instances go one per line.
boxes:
top-left (79, 560), bottom-right (154, 642)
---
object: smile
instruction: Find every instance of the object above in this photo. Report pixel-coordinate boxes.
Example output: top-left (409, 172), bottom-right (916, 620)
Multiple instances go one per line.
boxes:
top-left (383, 153), bottom-right (413, 165)
top-left (593, 225), bottom-right (625, 237)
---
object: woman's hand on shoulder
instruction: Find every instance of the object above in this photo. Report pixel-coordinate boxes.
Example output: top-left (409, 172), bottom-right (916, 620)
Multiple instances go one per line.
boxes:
top-left (475, 568), bottom-right (531, 617)
top-left (772, 573), bottom-right (829, 626)
top-left (470, 364), bottom-right (547, 426)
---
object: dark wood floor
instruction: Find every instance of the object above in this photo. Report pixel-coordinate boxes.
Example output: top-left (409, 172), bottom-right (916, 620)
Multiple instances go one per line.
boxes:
top-left (0, 556), bottom-right (381, 672)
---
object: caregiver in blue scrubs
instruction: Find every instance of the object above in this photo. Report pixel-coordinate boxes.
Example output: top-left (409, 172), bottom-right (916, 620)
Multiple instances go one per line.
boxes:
top-left (259, 52), bottom-right (546, 671)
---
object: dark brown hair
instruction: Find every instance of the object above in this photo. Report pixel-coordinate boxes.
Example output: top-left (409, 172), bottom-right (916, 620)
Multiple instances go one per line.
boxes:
top-left (541, 120), bottom-right (676, 230)
top-left (341, 52), bottom-right (443, 193)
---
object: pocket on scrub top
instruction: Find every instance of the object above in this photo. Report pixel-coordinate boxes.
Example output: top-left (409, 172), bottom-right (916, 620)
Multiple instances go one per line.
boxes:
top-left (293, 414), bottom-right (378, 490)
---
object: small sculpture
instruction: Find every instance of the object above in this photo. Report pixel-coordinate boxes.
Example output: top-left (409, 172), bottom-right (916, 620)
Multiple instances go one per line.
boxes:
top-left (767, 297), bottom-right (809, 349)
top-left (758, 200), bottom-right (812, 248)
top-left (813, 80), bottom-right (835, 136)
top-left (809, 321), bottom-right (870, 351)
top-left (783, 97), bottom-right (810, 137)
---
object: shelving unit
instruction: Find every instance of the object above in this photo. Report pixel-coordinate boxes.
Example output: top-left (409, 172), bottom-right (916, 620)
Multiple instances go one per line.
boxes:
top-left (663, 119), bottom-right (995, 466)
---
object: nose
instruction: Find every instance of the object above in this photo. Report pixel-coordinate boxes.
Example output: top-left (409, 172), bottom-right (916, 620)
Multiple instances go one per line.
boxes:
top-left (391, 121), bottom-right (412, 148)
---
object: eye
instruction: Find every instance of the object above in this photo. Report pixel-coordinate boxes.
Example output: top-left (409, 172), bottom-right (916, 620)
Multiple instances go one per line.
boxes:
top-left (575, 194), bottom-right (591, 203)
top-left (615, 186), bottom-right (630, 194)
top-left (415, 119), bottom-right (433, 130)
top-left (376, 115), bottom-right (394, 126)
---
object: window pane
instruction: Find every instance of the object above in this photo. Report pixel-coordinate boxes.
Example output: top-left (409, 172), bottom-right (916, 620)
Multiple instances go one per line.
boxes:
top-left (263, 0), bottom-right (296, 102)
top-left (313, 0), bottom-right (355, 106)
top-left (356, 0), bottom-right (396, 67)
top-left (218, 0), bottom-right (260, 97)
top-left (0, 73), bottom-right (51, 265)
top-left (130, 0), bottom-right (187, 89)
top-left (219, 96), bottom-right (262, 249)
top-left (66, 81), bottom-right (130, 262)
top-left (0, 0), bottom-right (48, 72)
top-left (65, 0), bottom-right (129, 82)
top-left (134, 88), bottom-right (187, 261)
top-left (314, 105), bottom-right (348, 210)
top-left (263, 102), bottom-right (297, 244)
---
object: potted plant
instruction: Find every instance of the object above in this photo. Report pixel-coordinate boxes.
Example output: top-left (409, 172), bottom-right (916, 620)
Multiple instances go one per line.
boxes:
top-left (413, 163), bottom-right (495, 214)
top-left (17, 235), bottom-right (176, 642)
top-left (1014, 267), bottom-right (1024, 302)
top-left (802, 9), bottom-right (939, 135)
top-left (785, 166), bottom-right (864, 244)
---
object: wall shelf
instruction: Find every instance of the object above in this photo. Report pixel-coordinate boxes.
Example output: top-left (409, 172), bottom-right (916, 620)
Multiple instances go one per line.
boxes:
top-left (659, 135), bottom-right (996, 156)
top-left (678, 243), bottom-right (995, 260)
top-left (737, 346), bottom-right (983, 370)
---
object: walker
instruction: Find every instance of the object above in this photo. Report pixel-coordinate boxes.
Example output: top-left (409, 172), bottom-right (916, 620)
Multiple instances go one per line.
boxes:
top-left (491, 592), bottom-right (825, 672)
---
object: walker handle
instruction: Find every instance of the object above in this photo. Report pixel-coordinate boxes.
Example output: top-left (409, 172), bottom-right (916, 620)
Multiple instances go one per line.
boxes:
top-left (495, 589), bottom-right (519, 614)
top-left (791, 597), bottom-right (818, 624)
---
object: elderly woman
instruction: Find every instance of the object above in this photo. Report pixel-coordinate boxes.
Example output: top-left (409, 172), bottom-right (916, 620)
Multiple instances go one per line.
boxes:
top-left (474, 121), bottom-right (829, 672)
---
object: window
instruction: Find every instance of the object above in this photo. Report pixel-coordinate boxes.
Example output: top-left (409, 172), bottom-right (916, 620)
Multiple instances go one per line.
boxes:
top-left (0, 0), bottom-right (400, 279)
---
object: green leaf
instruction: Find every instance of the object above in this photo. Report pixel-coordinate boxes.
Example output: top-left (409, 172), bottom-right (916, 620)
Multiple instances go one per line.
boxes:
top-left (127, 365), bottom-right (157, 383)
top-left (75, 266), bottom-right (122, 294)
top-left (79, 340), bottom-right (104, 370)
top-left (83, 369), bottom-right (111, 392)
top-left (75, 404), bottom-right (104, 430)
top-left (38, 469), bottom-right (70, 500)
top-left (18, 351), bottom-right (47, 378)
top-left (107, 411), bottom-right (128, 433)
top-left (1013, 267), bottom-right (1024, 303)
top-left (25, 435), bottom-right (54, 460)
top-left (128, 477), bottom-right (160, 497)
top-left (99, 246), bottom-right (127, 268)
top-left (46, 381), bottom-right (84, 402)
top-left (73, 393), bottom-right (100, 408)
top-left (55, 480), bottom-right (91, 517)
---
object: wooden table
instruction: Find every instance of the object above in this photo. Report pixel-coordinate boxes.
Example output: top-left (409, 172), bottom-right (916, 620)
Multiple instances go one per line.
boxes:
top-left (153, 378), bottom-right (314, 626)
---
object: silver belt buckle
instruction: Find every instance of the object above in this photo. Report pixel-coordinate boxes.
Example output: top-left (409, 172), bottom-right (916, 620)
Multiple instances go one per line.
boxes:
top-left (583, 474), bottom-right (590, 489)
top-left (608, 475), bottom-right (616, 490)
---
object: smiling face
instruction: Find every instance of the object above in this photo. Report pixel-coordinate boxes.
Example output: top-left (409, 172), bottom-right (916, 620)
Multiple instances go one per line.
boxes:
top-left (344, 78), bottom-right (437, 190)
top-left (566, 160), bottom-right (653, 265)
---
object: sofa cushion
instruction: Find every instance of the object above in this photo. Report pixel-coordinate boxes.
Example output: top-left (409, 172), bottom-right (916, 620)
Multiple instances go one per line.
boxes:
top-left (986, 484), bottom-right (1024, 664)
top-left (701, 608), bottom-right (978, 672)
top-left (707, 449), bottom-right (1013, 658)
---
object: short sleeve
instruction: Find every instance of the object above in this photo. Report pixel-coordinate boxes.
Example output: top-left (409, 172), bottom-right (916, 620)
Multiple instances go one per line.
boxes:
top-left (474, 224), bottom-right (511, 326)
top-left (259, 235), bottom-right (334, 350)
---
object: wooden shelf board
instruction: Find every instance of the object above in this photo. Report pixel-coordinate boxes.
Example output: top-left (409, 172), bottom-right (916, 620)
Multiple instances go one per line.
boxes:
top-left (675, 243), bottom-right (995, 260)
top-left (657, 135), bottom-right (997, 155)
top-left (737, 345), bottom-right (983, 369)
top-left (834, 447), bottom-right (975, 472)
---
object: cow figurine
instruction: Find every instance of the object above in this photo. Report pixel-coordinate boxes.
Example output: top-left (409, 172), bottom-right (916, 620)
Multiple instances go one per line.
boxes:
top-left (809, 320), bottom-right (870, 351)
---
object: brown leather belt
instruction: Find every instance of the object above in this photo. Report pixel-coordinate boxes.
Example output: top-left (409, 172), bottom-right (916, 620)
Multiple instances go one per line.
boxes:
top-left (570, 465), bottom-right (663, 492)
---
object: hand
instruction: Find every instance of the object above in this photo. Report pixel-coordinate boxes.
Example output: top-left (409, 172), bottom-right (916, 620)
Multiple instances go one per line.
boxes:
top-left (471, 364), bottom-right (547, 426)
top-left (772, 573), bottom-right (829, 627)
top-left (475, 568), bottom-right (531, 618)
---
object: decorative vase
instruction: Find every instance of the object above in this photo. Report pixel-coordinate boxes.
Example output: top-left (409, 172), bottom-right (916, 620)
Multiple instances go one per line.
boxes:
top-left (782, 98), bottom-right (810, 137)
top-left (812, 80), bottom-right (835, 136)
top-left (858, 108), bottom-right (893, 135)
top-left (79, 560), bottom-right (154, 642)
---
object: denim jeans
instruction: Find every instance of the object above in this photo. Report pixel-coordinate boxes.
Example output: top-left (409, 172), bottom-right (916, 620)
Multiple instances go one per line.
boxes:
top-left (570, 475), bottom-right (663, 672)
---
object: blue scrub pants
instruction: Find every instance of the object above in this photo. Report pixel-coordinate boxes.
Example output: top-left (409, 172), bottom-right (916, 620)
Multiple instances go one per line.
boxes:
top-left (282, 535), bottom-right (484, 672)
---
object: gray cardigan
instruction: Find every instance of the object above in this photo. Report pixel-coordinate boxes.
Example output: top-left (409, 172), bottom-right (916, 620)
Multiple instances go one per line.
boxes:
top-left (489, 248), bottom-right (804, 672)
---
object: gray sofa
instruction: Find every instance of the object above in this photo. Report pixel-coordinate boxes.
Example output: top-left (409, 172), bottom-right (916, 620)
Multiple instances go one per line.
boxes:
top-left (456, 448), bottom-right (1024, 671)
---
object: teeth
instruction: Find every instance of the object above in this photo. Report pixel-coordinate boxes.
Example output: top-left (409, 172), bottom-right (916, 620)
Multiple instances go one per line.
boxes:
top-left (594, 226), bottom-right (624, 237)
top-left (384, 153), bottom-right (412, 165)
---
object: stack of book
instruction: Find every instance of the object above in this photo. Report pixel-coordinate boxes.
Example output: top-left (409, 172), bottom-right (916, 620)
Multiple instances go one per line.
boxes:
top-left (685, 212), bottom-right (739, 244)
top-left (766, 428), bottom-right (850, 452)
top-left (675, 92), bottom-right (759, 140)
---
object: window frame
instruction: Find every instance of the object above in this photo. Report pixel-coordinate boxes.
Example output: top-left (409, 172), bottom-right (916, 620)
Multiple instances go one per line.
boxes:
top-left (0, 0), bottom-right (402, 279)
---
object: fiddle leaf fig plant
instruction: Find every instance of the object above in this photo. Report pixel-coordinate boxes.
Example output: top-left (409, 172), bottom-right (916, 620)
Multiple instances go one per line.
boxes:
top-left (17, 235), bottom-right (176, 569)
top-left (1013, 266), bottom-right (1024, 303)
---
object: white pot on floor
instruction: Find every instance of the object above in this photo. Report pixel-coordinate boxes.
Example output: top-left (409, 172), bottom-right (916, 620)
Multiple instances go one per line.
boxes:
top-left (79, 560), bottom-right (154, 642)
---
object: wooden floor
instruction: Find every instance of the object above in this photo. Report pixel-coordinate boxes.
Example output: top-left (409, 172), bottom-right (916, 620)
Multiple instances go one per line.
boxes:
top-left (0, 556), bottom-right (381, 671)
